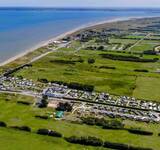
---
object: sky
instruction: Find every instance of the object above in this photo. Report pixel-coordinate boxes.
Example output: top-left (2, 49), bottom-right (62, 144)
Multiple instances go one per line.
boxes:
top-left (0, 0), bottom-right (160, 8)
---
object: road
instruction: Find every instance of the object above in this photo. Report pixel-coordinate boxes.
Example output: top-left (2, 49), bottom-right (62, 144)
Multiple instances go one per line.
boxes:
top-left (29, 42), bottom-right (70, 64)
top-left (128, 33), bottom-right (152, 51)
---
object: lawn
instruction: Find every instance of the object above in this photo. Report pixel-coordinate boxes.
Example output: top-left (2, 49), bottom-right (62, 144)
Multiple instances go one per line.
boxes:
top-left (130, 41), bottom-right (159, 52)
top-left (133, 76), bottom-right (160, 101)
top-left (0, 128), bottom-right (108, 150)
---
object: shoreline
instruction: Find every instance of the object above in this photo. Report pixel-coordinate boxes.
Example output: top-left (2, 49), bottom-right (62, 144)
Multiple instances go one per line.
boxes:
top-left (0, 15), bottom-right (158, 67)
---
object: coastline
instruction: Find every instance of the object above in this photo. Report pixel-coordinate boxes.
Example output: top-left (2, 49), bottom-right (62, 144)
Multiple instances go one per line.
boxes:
top-left (0, 16), bottom-right (157, 67)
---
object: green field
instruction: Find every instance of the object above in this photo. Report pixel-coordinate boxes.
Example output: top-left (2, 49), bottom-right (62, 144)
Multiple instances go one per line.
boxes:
top-left (133, 77), bottom-right (160, 100)
top-left (0, 93), bottom-right (160, 150)
top-left (14, 48), bottom-right (160, 101)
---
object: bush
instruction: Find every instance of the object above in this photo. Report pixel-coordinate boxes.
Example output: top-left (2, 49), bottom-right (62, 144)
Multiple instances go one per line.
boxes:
top-left (56, 102), bottom-right (72, 112)
top-left (99, 66), bottom-right (116, 70)
top-left (37, 129), bottom-right (49, 135)
top-left (17, 101), bottom-right (31, 105)
top-left (100, 53), bottom-right (158, 63)
top-left (134, 69), bottom-right (149, 73)
top-left (68, 82), bottom-right (94, 92)
top-left (50, 60), bottom-right (75, 65)
top-left (81, 117), bottom-right (124, 130)
top-left (104, 141), bottom-right (129, 150)
top-left (82, 117), bottom-right (106, 126)
top-left (143, 50), bottom-right (157, 55)
top-left (37, 129), bottom-right (62, 138)
top-left (97, 46), bottom-right (104, 50)
top-left (35, 115), bottom-right (49, 120)
top-left (104, 141), bottom-right (152, 150)
top-left (88, 58), bottom-right (95, 64)
top-left (102, 120), bottom-right (124, 129)
top-left (0, 121), bottom-right (7, 127)
top-left (65, 136), bottom-right (103, 146)
top-left (51, 81), bottom-right (94, 92)
top-left (127, 129), bottom-right (153, 136)
top-left (48, 130), bottom-right (62, 137)
top-left (11, 126), bottom-right (31, 132)
top-left (38, 95), bottom-right (48, 108)
top-left (38, 78), bottom-right (48, 83)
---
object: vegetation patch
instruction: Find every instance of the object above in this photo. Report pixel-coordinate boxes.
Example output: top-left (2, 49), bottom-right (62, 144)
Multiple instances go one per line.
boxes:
top-left (100, 53), bottom-right (158, 62)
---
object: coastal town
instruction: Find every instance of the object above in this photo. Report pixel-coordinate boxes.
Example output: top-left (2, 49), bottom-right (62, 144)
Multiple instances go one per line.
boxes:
top-left (1, 16), bottom-right (160, 150)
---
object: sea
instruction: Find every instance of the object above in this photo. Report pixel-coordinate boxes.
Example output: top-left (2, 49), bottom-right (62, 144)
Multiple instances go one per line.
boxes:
top-left (0, 7), bottom-right (160, 63)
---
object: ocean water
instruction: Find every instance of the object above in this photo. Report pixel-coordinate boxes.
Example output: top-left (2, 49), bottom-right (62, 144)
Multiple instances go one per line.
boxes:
top-left (0, 8), bottom-right (160, 63)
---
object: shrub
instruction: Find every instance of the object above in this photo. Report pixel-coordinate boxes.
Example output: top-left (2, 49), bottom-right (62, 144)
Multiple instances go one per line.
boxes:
top-left (38, 78), bottom-right (48, 83)
top-left (88, 58), bottom-right (95, 64)
top-left (134, 69), bottom-right (149, 73)
top-left (50, 60), bottom-right (75, 65)
top-left (103, 141), bottom-right (152, 150)
top-left (104, 141), bottom-right (129, 150)
top-left (37, 129), bottom-right (62, 138)
top-left (99, 66), bottom-right (116, 70)
top-left (0, 121), bottom-right (7, 127)
top-left (35, 115), bottom-right (49, 120)
top-left (102, 120), bottom-right (124, 129)
top-left (81, 117), bottom-right (124, 129)
top-left (65, 136), bottom-right (103, 146)
top-left (51, 81), bottom-right (94, 92)
top-left (97, 46), bottom-right (104, 50)
top-left (11, 126), bottom-right (31, 132)
top-left (38, 95), bottom-right (48, 108)
top-left (37, 129), bottom-right (49, 135)
top-left (143, 50), bottom-right (157, 55)
top-left (56, 102), bottom-right (72, 112)
top-left (100, 53), bottom-right (158, 63)
top-left (127, 129), bottom-right (153, 136)
top-left (17, 101), bottom-right (31, 105)
top-left (48, 130), bottom-right (62, 137)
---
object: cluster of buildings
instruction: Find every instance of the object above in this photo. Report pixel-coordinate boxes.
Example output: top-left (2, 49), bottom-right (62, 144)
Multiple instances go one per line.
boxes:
top-left (43, 83), bottom-right (160, 123)
top-left (0, 76), bottom-right (36, 91)
top-left (75, 103), bottom-right (160, 123)
top-left (43, 83), bottom-right (160, 112)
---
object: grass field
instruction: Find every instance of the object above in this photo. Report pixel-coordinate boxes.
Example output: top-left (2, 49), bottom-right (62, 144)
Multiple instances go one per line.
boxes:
top-left (133, 77), bottom-right (160, 100)
top-left (14, 47), bottom-right (160, 101)
top-left (0, 93), bottom-right (160, 150)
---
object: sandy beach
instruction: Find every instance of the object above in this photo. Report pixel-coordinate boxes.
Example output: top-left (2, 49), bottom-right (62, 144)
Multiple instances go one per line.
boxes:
top-left (0, 16), bottom-right (156, 67)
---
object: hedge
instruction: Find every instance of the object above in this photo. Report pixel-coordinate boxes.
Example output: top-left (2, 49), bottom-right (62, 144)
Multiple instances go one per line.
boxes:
top-left (65, 136), bottom-right (103, 146)
top-left (51, 81), bottom-right (94, 92)
top-left (81, 117), bottom-right (124, 130)
top-left (65, 136), bottom-right (152, 150)
top-left (17, 101), bottom-right (31, 105)
top-left (134, 69), bottom-right (149, 73)
top-left (100, 53), bottom-right (158, 63)
top-left (37, 129), bottom-right (62, 138)
top-left (127, 129), bottom-right (153, 136)
top-left (104, 141), bottom-right (152, 150)
top-left (35, 115), bottom-right (49, 120)
top-left (99, 66), bottom-right (116, 70)
top-left (10, 126), bottom-right (31, 132)
top-left (3, 64), bottom-right (32, 76)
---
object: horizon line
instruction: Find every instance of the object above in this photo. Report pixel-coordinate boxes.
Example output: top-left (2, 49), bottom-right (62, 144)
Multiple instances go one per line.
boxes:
top-left (0, 6), bottom-right (160, 11)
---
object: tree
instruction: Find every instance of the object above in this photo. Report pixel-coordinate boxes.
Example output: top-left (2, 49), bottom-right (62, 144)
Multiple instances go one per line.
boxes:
top-left (97, 46), bottom-right (104, 50)
top-left (39, 95), bottom-right (48, 108)
top-left (88, 58), bottom-right (95, 64)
